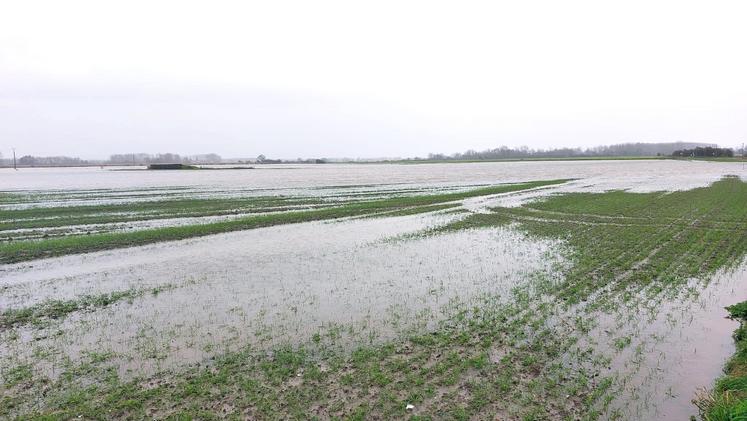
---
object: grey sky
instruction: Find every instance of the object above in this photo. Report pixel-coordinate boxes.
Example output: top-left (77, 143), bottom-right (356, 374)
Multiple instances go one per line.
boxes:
top-left (1, 0), bottom-right (746, 159)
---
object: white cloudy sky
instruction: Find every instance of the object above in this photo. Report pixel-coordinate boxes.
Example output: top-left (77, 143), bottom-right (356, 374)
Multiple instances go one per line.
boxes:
top-left (1, 0), bottom-right (746, 159)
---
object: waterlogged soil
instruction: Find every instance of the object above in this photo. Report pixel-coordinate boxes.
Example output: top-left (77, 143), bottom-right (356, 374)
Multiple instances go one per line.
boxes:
top-left (2, 209), bottom-right (320, 241)
top-left (1, 160), bottom-right (743, 192)
top-left (2, 161), bottom-right (747, 419)
top-left (591, 263), bottom-right (747, 420)
top-left (0, 213), bottom-right (563, 379)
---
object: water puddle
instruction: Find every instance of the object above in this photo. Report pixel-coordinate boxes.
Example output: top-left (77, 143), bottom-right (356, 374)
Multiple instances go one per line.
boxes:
top-left (594, 261), bottom-right (747, 419)
top-left (0, 214), bottom-right (562, 381)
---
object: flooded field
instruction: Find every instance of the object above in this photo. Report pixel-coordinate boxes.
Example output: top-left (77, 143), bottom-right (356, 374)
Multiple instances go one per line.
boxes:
top-left (1, 159), bottom-right (742, 192)
top-left (2, 160), bottom-right (747, 420)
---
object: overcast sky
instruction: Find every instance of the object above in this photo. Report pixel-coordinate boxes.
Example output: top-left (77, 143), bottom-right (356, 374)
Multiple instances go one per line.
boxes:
top-left (1, 0), bottom-right (746, 159)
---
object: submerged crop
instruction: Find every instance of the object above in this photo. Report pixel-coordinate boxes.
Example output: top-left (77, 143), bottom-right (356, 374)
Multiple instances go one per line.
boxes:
top-left (2, 174), bottom-right (747, 419)
top-left (0, 179), bottom-right (567, 263)
top-left (446, 176), bottom-right (747, 304)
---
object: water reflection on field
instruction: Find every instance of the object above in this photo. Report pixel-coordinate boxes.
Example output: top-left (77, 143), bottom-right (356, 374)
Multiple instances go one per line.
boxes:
top-left (2, 159), bottom-right (744, 193)
top-left (1, 213), bottom-right (562, 377)
top-left (2, 160), bottom-right (747, 419)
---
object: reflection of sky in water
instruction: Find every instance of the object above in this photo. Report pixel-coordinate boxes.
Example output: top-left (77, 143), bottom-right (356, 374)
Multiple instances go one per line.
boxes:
top-left (2, 160), bottom-right (747, 418)
top-left (2, 160), bottom-right (745, 192)
top-left (592, 263), bottom-right (747, 420)
top-left (1, 213), bottom-right (562, 379)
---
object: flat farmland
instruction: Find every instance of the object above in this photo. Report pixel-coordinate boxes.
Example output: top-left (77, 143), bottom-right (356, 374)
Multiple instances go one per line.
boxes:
top-left (2, 160), bottom-right (747, 420)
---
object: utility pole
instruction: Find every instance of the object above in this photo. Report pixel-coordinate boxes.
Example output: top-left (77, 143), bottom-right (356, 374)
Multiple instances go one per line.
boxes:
top-left (12, 147), bottom-right (17, 170)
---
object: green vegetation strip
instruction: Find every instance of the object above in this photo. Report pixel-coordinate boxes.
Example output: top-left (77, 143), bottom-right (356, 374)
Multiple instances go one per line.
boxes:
top-left (0, 180), bottom-right (568, 263)
top-left (0, 196), bottom-right (325, 231)
top-left (695, 301), bottom-right (747, 420)
top-left (445, 176), bottom-right (747, 305)
top-left (0, 285), bottom-right (174, 330)
top-left (2, 279), bottom-right (604, 421)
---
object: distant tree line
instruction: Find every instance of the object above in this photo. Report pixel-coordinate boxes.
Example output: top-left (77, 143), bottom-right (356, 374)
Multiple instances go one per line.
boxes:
top-left (251, 154), bottom-right (326, 164)
top-left (0, 151), bottom-right (332, 167)
top-left (108, 153), bottom-right (222, 165)
top-left (424, 142), bottom-right (722, 161)
top-left (2, 142), bottom-right (743, 168)
top-left (672, 146), bottom-right (734, 158)
top-left (0, 152), bottom-right (223, 167)
top-left (16, 155), bottom-right (86, 166)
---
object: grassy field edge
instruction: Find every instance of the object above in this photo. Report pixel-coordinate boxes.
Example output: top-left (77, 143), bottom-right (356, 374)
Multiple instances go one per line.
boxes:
top-left (695, 301), bottom-right (747, 420)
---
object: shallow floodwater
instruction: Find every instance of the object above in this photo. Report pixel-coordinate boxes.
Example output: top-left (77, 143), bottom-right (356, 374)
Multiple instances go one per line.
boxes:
top-left (2, 160), bottom-right (746, 193)
top-left (0, 212), bottom-right (563, 380)
top-left (2, 160), bottom-right (747, 419)
top-left (596, 262), bottom-right (747, 420)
